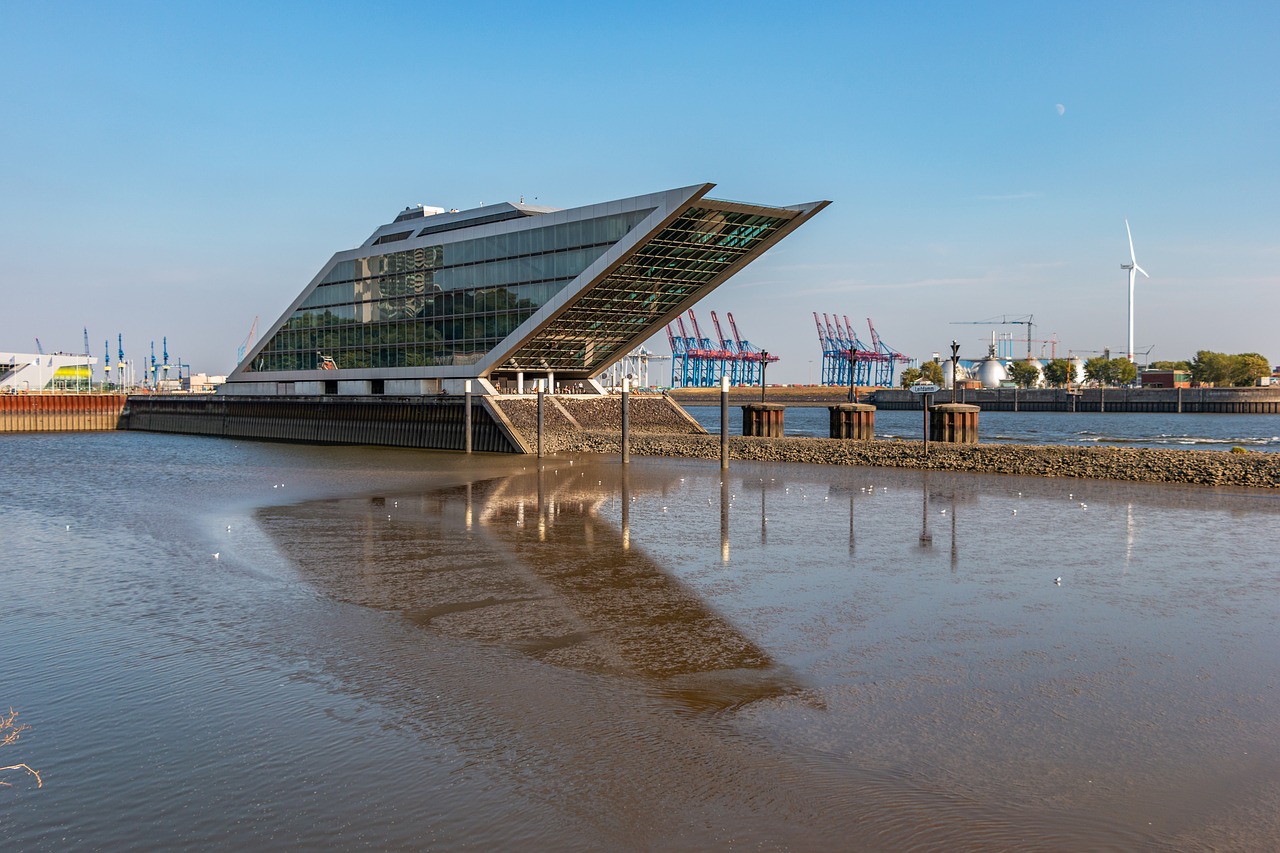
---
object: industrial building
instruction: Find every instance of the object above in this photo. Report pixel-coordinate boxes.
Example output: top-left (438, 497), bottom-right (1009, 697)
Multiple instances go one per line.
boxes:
top-left (223, 184), bottom-right (828, 397)
top-left (1, 352), bottom-right (96, 392)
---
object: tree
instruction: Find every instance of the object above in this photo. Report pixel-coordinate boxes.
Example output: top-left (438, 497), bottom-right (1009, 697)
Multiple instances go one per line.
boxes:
top-left (920, 360), bottom-right (944, 385)
top-left (1083, 356), bottom-right (1137, 386)
top-left (1109, 357), bottom-right (1137, 386)
top-left (1006, 360), bottom-right (1041, 388)
top-left (1042, 358), bottom-right (1072, 387)
top-left (1150, 359), bottom-right (1191, 372)
top-left (1084, 356), bottom-right (1111, 385)
top-left (898, 367), bottom-right (922, 388)
top-left (1190, 350), bottom-right (1231, 386)
top-left (1231, 353), bottom-right (1270, 387)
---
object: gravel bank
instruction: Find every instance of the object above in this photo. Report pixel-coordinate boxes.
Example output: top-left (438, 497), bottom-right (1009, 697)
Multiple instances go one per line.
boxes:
top-left (493, 395), bottom-right (1280, 487)
top-left (542, 431), bottom-right (1280, 488)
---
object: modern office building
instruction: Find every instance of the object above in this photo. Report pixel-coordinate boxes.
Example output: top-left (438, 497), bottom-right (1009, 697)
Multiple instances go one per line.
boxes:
top-left (1, 352), bottom-right (96, 392)
top-left (223, 183), bottom-right (828, 396)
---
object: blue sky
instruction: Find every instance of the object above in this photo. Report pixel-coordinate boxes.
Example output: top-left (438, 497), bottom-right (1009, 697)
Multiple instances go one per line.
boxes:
top-left (2, 1), bottom-right (1277, 382)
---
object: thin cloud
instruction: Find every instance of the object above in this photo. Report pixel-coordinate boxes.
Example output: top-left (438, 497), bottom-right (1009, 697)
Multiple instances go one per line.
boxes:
top-left (975, 192), bottom-right (1043, 201)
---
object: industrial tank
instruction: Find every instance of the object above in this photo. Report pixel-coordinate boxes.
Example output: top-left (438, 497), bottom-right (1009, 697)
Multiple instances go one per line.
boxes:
top-left (974, 342), bottom-right (1008, 389)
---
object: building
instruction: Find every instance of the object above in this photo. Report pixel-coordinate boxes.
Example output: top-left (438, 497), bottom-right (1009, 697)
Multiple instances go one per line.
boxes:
top-left (1139, 369), bottom-right (1191, 388)
top-left (1, 352), bottom-right (96, 392)
top-left (223, 184), bottom-right (828, 397)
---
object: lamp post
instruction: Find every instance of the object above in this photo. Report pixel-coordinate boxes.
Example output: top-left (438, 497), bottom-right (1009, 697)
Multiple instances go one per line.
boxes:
top-left (950, 340), bottom-right (960, 404)
top-left (848, 351), bottom-right (858, 403)
top-left (759, 351), bottom-right (769, 403)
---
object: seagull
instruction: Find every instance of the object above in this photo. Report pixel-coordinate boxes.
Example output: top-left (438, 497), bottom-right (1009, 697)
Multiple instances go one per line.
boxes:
top-left (1079, 503), bottom-right (1088, 510)
top-left (226, 525), bottom-right (232, 532)
top-left (940, 509), bottom-right (947, 515)
top-left (66, 524), bottom-right (71, 531)
top-left (1011, 510), bottom-right (1017, 516)
top-left (213, 552), bottom-right (220, 560)
top-left (1054, 576), bottom-right (1062, 585)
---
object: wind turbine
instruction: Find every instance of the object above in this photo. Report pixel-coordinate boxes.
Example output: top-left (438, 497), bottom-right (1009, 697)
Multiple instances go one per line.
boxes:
top-left (1121, 218), bottom-right (1149, 363)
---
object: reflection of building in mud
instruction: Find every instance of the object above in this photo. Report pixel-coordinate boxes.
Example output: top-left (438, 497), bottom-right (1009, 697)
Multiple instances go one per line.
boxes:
top-left (258, 464), bottom-right (792, 709)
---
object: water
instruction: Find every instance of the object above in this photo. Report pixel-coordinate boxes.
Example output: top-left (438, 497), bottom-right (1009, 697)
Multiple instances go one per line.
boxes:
top-left (3, 431), bottom-right (1280, 850)
top-left (686, 406), bottom-right (1280, 451)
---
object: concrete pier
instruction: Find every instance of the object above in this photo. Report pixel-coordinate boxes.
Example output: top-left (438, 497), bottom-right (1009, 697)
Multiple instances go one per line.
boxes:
top-left (828, 403), bottom-right (876, 440)
top-left (742, 403), bottom-right (785, 438)
top-left (929, 403), bottom-right (980, 444)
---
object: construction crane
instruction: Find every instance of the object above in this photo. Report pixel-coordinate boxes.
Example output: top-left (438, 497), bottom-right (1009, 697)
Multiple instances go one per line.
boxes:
top-left (950, 315), bottom-right (1035, 360)
top-left (237, 315), bottom-right (259, 364)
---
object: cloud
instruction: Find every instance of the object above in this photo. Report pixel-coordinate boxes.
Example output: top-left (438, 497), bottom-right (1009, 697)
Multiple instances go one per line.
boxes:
top-left (975, 192), bottom-right (1043, 201)
top-left (1056, 103), bottom-right (1066, 115)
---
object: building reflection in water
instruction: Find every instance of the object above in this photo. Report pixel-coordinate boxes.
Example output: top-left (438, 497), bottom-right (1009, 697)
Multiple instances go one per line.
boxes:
top-left (258, 462), bottom-right (795, 711)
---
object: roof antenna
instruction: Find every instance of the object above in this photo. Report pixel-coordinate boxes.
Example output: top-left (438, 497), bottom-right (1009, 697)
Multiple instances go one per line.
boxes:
top-left (519, 195), bottom-right (524, 204)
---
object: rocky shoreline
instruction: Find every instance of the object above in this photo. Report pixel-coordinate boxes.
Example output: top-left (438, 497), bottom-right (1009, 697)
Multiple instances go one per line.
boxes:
top-left (524, 429), bottom-right (1280, 488)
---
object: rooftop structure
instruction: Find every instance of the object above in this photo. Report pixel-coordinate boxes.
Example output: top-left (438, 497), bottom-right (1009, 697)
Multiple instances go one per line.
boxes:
top-left (224, 184), bottom-right (828, 396)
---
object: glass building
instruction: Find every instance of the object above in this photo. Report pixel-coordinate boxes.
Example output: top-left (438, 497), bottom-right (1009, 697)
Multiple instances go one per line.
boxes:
top-left (223, 184), bottom-right (828, 396)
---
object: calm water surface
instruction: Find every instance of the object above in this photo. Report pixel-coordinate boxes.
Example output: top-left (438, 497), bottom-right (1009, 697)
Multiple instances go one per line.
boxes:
top-left (687, 406), bottom-right (1280, 451)
top-left (3, 432), bottom-right (1279, 850)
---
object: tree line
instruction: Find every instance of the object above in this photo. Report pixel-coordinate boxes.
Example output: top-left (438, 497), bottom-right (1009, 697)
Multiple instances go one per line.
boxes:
top-left (900, 350), bottom-right (1272, 389)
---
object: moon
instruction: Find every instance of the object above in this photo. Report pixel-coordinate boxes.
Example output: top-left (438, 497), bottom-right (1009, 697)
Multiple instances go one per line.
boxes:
top-left (1055, 103), bottom-right (1066, 116)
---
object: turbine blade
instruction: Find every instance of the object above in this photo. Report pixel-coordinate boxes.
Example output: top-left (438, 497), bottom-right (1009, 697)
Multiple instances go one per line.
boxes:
top-left (1135, 264), bottom-right (1149, 278)
top-left (1125, 218), bottom-right (1136, 264)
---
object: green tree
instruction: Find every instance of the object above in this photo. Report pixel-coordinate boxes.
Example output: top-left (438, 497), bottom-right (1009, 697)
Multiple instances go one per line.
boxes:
top-left (899, 367), bottom-right (923, 388)
top-left (1084, 356), bottom-right (1112, 385)
top-left (920, 360), bottom-right (945, 385)
top-left (1042, 358), bottom-right (1072, 387)
top-left (1190, 350), bottom-right (1231, 386)
top-left (1231, 353), bottom-right (1271, 387)
top-left (1150, 359), bottom-right (1191, 372)
top-left (1006, 360), bottom-right (1041, 388)
top-left (1109, 357), bottom-right (1137, 385)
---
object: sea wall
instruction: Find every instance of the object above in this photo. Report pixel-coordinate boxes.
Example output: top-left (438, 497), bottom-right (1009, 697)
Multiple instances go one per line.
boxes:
top-left (123, 394), bottom-right (526, 453)
top-left (871, 386), bottom-right (1280, 413)
top-left (0, 393), bottom-right (127, 432)
top-left (527, 430), bottom-right (1280, 488)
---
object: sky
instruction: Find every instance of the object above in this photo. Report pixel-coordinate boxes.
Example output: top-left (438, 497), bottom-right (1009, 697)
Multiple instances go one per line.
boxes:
top-left (2, 1), bottom-right (1277, 383)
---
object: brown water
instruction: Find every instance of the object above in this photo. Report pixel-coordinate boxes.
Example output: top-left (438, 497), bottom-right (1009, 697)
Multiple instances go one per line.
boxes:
top-left (2, 431), bottom-right (1278, 850)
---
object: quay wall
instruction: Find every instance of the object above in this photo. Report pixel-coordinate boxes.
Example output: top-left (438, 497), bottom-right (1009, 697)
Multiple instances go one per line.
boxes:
top-left (123, 394), bottom-right (528, 453)
top-left (0, 393), bottom-right (127, 433)
top-left (871, 386), bottom-right (1280, 413)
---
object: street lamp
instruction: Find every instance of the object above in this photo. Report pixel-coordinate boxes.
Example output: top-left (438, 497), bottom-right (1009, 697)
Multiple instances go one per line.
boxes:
top-left (760, 351), bottom-right (769, 402)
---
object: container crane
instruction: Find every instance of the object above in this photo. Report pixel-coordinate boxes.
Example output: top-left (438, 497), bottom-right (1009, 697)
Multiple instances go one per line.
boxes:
top-left (867, 318), bottom-right (911, 386)
top-left (117, 334), bottom-right (125, 387)
top-left (104, 340), bottom-right (111, 387)
top-left (727, 311), bottom-right (775, 387)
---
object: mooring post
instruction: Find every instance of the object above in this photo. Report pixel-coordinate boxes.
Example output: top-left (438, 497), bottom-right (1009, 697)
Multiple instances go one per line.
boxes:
top-left (621, 376), bottom-right (630, 465)
top-left (720, 373), bottom-right (729, 470)
top-left (536, 380), bottom-right (545, 458)
top-left (464, 379), bottom-right (473, 454)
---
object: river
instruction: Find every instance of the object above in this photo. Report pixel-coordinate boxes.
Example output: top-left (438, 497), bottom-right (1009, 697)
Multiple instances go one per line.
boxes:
top-left (2, 431), bottom-right (1278, 850)
top-left (686, 406), bottom-right (1280, 451)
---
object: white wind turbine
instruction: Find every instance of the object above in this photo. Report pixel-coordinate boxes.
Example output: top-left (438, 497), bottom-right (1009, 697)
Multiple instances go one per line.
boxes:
top-left (1121, 218), bottom-right (1149, 363)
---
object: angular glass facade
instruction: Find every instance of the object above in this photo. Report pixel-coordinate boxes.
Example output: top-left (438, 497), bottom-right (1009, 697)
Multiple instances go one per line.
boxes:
top-left (226, 184), bottom-right (829, 394)
top-left (501, 207), bottom-right (793, 373)
top-left (248, 210), bottom-right (651, 372)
